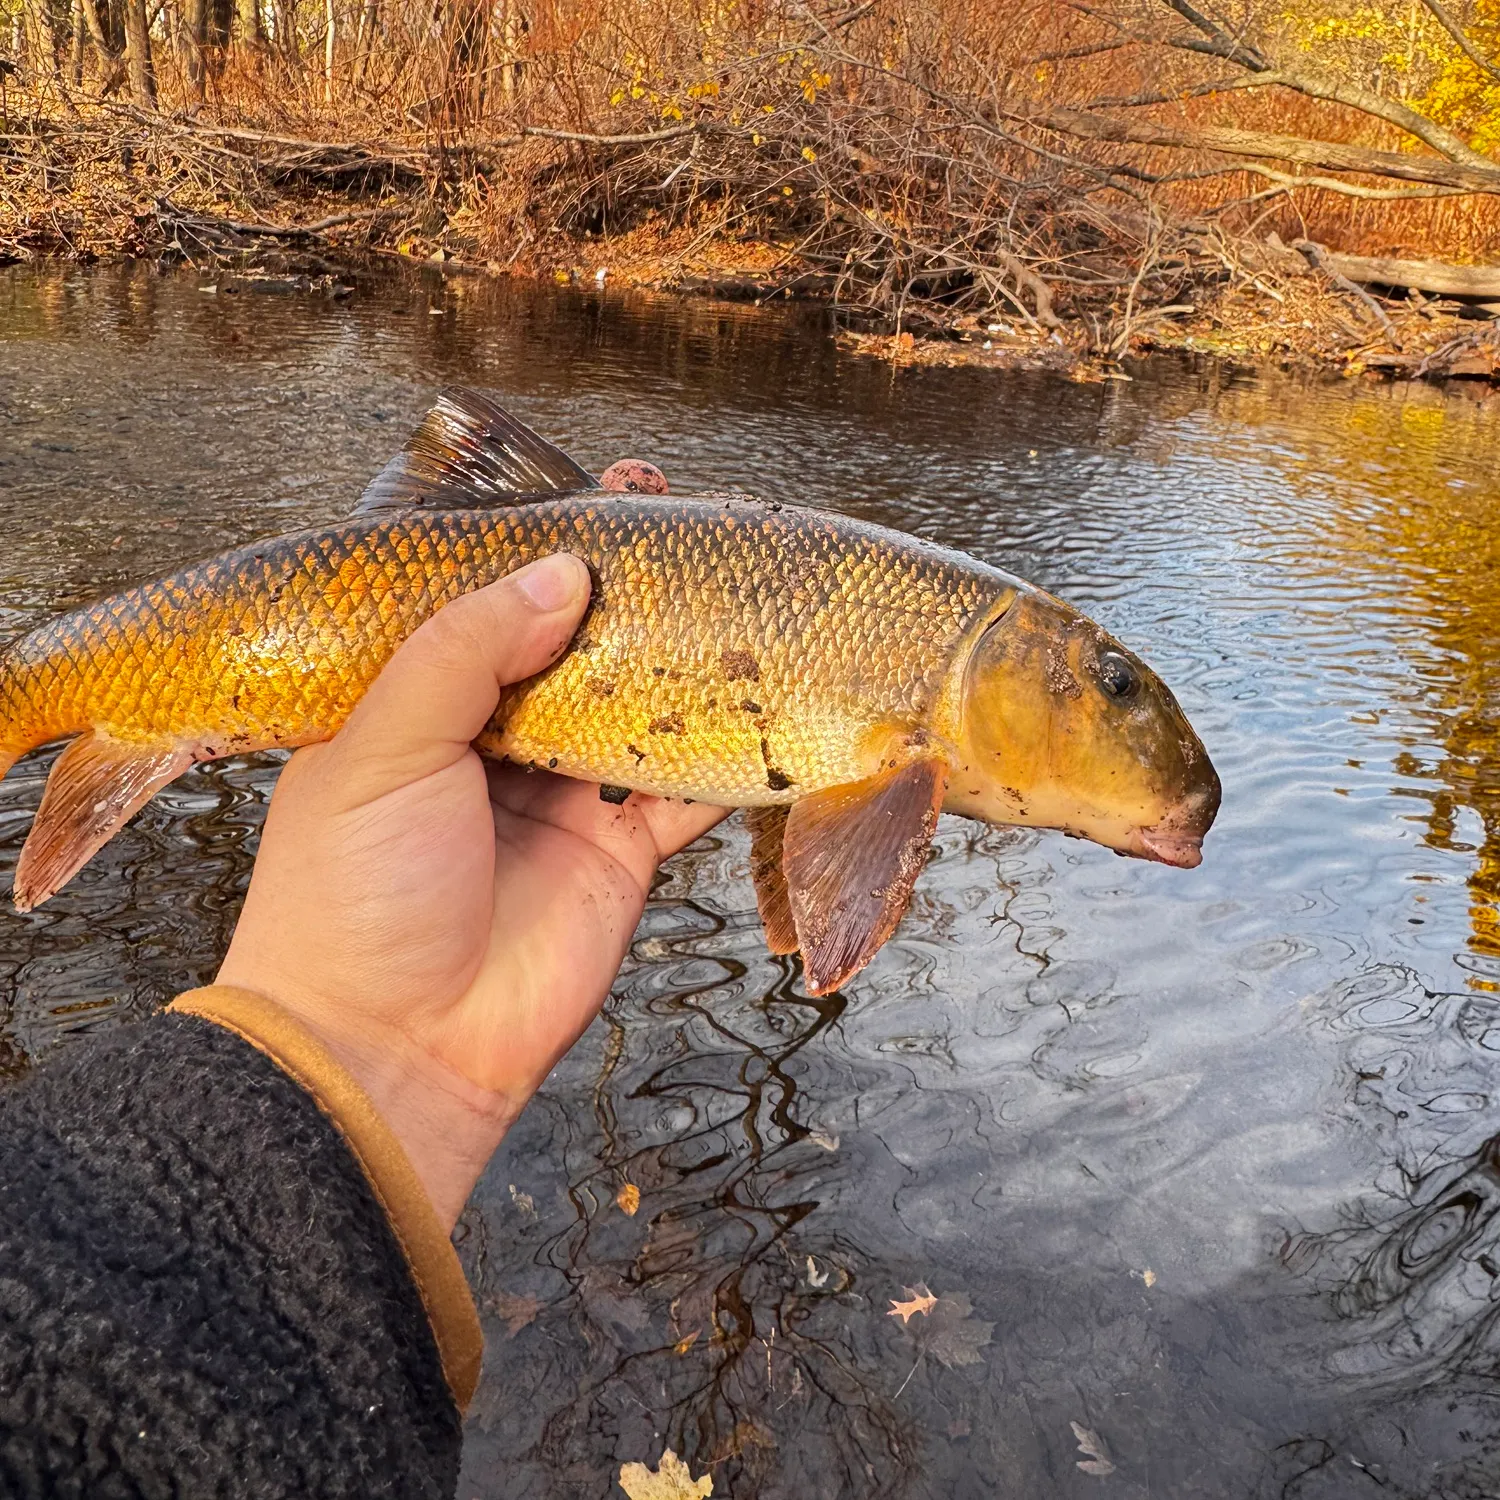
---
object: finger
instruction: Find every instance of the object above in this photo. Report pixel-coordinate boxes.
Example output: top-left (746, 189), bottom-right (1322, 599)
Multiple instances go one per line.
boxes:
top-left (328, 554), bottom-right (591, 808)
top-left (486, 762), bottom-right (730, 881)
top-left (636, 795), bottom-right (730, 856)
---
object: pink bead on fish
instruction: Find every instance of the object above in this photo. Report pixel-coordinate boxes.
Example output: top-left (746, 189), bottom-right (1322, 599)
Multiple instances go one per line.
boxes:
top-left (599, 459), bottom-right (669, 495)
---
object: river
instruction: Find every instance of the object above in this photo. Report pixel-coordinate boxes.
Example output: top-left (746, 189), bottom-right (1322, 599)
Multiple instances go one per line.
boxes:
top-left (3, 261), bottom-right (1500, 1498)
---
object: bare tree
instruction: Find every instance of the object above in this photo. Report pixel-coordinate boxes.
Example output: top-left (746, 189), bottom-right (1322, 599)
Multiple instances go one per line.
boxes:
top-left (121, 0), bottom-right (155, 105)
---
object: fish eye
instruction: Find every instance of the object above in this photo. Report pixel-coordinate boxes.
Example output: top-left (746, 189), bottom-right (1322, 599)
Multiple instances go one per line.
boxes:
top-left (1097, 651), bottom-right (1139, 700)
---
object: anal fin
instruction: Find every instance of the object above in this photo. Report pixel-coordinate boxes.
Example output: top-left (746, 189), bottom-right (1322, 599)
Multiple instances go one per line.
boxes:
top-left (14, 734), bottom-right (196, 911)
top-left (745, 804), bottom-right (797, 954)
top-left (782, 757), bottom-right (949, 995)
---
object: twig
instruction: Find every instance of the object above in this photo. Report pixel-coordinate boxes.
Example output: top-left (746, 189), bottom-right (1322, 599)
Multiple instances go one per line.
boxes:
top-left (1294, 238), bottom-right (1401, 346)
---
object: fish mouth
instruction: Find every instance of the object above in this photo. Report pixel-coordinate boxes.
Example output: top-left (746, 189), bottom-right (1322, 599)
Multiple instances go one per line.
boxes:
top-left (1133, 827), bottom-right (1204, 869)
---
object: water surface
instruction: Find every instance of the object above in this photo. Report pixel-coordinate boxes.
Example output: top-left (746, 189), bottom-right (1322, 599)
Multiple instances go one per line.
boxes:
top-left (4, 264), bottom-right (1500, 1497)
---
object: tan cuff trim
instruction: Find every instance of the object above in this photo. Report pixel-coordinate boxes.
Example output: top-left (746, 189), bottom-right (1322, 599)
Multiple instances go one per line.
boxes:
top-left (167, 984), bottom-right (483, 1413)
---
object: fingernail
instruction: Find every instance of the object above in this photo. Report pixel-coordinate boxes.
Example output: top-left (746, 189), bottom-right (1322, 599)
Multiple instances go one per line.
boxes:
top-left (513, 554), bottom-right (587, 612)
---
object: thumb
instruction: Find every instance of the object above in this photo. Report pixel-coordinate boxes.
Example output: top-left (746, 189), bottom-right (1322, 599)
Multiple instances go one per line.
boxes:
top-left (327, 553), bottom-right (591, 808)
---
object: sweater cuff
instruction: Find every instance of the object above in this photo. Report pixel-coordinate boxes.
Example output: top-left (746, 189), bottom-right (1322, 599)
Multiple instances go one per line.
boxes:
top-left (166, 984), bottom-right (483, 1413)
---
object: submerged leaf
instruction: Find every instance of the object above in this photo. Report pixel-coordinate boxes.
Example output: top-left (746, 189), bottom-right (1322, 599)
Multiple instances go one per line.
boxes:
top-left (1071, 1421), bottom-right (1116, 1477)
top-left (618, 1448), bottom-right (713, 1499)
top-left (921, 1292), bottom-right (994, 1370)
top-left (887, 1284), bottom-right (938, 1323)
top-left (485, 1291), bottom-right (542, 1338)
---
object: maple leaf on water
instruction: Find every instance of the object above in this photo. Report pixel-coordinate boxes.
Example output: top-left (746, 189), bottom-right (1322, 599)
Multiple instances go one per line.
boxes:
top-left (887, 1284), bottom-right (938, 1324)
top-left (617, 1448), bottom-right (713, 1499)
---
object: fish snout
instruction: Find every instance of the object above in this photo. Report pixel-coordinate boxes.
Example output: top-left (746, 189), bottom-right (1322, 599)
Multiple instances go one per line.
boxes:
top-left (1131, 772), bottom-right (1220, 869)
top-left (1135, 828), bottom-right (1204, 869)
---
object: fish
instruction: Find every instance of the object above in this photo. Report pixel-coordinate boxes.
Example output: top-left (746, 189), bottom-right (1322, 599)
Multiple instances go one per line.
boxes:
top-left (0, 387), bottom-right (1221, 994)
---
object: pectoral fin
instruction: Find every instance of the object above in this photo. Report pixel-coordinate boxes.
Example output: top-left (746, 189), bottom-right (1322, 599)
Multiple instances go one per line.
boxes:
top-left (356, 387), bottom-right (600, 513)
top-left (13, 734), bottom-right (196, 911)
top-left (782, 757), bottom-right (949, 995)
top-left (744, 804), bottom-right (797, 954)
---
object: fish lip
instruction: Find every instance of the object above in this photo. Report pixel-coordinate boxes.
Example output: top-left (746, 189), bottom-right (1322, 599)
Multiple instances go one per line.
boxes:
top-left (1134, 828), bottom-right (1204, 869)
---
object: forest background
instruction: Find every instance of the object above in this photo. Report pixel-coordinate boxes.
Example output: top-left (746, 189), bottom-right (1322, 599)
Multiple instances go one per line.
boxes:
top-left (4, 0), bottom-right (1500, 375)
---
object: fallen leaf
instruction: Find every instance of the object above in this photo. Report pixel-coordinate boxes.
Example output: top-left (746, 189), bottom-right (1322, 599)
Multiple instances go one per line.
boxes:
top-left (1143, 1268), bottom-right (1157, 1289)
top-left (808, 1130), bottom-right (840, 1152)
top-left (617, 1183), bottom-right (642, 1216)
top-left (485, 1291), bottom-right (541, 1338)
top-left (618, 1448), bottom-right (713, 1499)
top-left (920, 1292), bottom-right (994, 1370)
top-left (887, 1284), bottom-right (938, 1324)
top-left (1071, 1421), bottom-right (1116, 1478)
top-left (674, 1329), bottom-right (701, 1354)
top-left (508, 1183), bottom-right (535, 1217)
top-left (806, 1255), bottom-right (830, 1289)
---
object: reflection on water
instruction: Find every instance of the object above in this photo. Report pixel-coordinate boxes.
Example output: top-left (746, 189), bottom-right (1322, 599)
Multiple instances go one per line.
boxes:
top-left (5, 264), bottom-right (1500, 1495)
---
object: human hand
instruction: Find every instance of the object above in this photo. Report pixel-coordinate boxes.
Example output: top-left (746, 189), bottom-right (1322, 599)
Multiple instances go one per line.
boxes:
top-left (217, 555), bottom-right (727, 1230)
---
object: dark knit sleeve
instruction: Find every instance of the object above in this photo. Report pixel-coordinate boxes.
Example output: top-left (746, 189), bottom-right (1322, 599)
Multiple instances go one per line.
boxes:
top-left (0, 1011), bottom-right (462, 1500)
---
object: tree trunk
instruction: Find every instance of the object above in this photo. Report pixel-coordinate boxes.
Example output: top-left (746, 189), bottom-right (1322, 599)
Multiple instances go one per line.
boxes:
top-left (323, 0), bottom-right (335, 101)
top-left (24, 0), bottom-right (60, 77)
top-left (185, 0), bottom-right (206, 94)
top-left (71, 0), bottom-right (86, 83)
top-left (81, 0), bottom-right (124, 83)
top-left (352, 0), bottom-right (376, 86)
top-left (121, 0), bottom-right (155, 105)
top-left (235, 0), bottom-right (261, 52)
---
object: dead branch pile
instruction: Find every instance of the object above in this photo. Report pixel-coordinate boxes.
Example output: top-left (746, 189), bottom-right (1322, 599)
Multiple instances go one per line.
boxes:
top-left (3, 0), bottom-right (1500, 368)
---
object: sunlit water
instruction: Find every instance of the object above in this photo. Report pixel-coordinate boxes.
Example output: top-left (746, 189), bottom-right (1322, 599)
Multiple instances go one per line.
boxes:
top-left (4, 263), bottom-right (1500, 1498)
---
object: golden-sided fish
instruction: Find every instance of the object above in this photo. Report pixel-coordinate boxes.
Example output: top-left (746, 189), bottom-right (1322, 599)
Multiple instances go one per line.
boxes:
top-left (0, 389), bottom-right (1220, 992)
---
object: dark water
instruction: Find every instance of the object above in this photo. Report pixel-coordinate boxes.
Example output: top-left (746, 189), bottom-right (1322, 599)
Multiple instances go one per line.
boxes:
top-left (5, 263), bottom-right (1500, 1498)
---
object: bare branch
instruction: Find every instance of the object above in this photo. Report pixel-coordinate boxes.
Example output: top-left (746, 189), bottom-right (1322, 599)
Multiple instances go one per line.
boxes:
top-left (1038, 107), bottom-right (1500, 193)
top-left (1418, 0), bottom-right (1500, 83)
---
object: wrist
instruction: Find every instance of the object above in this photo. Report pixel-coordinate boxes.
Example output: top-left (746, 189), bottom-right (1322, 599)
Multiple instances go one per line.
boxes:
top-left (289, 1010), bottom-right (522, 1233)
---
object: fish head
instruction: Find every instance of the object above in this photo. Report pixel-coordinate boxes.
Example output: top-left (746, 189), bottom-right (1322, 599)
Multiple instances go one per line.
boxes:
top-left (951, 591), bottom-right (1220, 867)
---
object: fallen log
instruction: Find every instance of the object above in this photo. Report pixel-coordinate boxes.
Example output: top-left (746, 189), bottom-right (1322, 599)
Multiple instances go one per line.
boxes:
top-left (1239, 234), bottom-right (1500, 302)
top-left (1298, 250), bottom-right (1500, 299)
top-left (1039, 108), bottom-right (1500, 195)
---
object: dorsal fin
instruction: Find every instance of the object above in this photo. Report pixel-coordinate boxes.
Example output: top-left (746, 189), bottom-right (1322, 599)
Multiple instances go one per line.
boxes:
top-left (354, 387), bottom-right (601, 513)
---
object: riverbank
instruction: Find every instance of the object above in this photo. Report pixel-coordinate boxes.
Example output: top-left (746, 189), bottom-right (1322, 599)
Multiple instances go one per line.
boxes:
top-left (3, 97), bottom-right (1498, 388)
